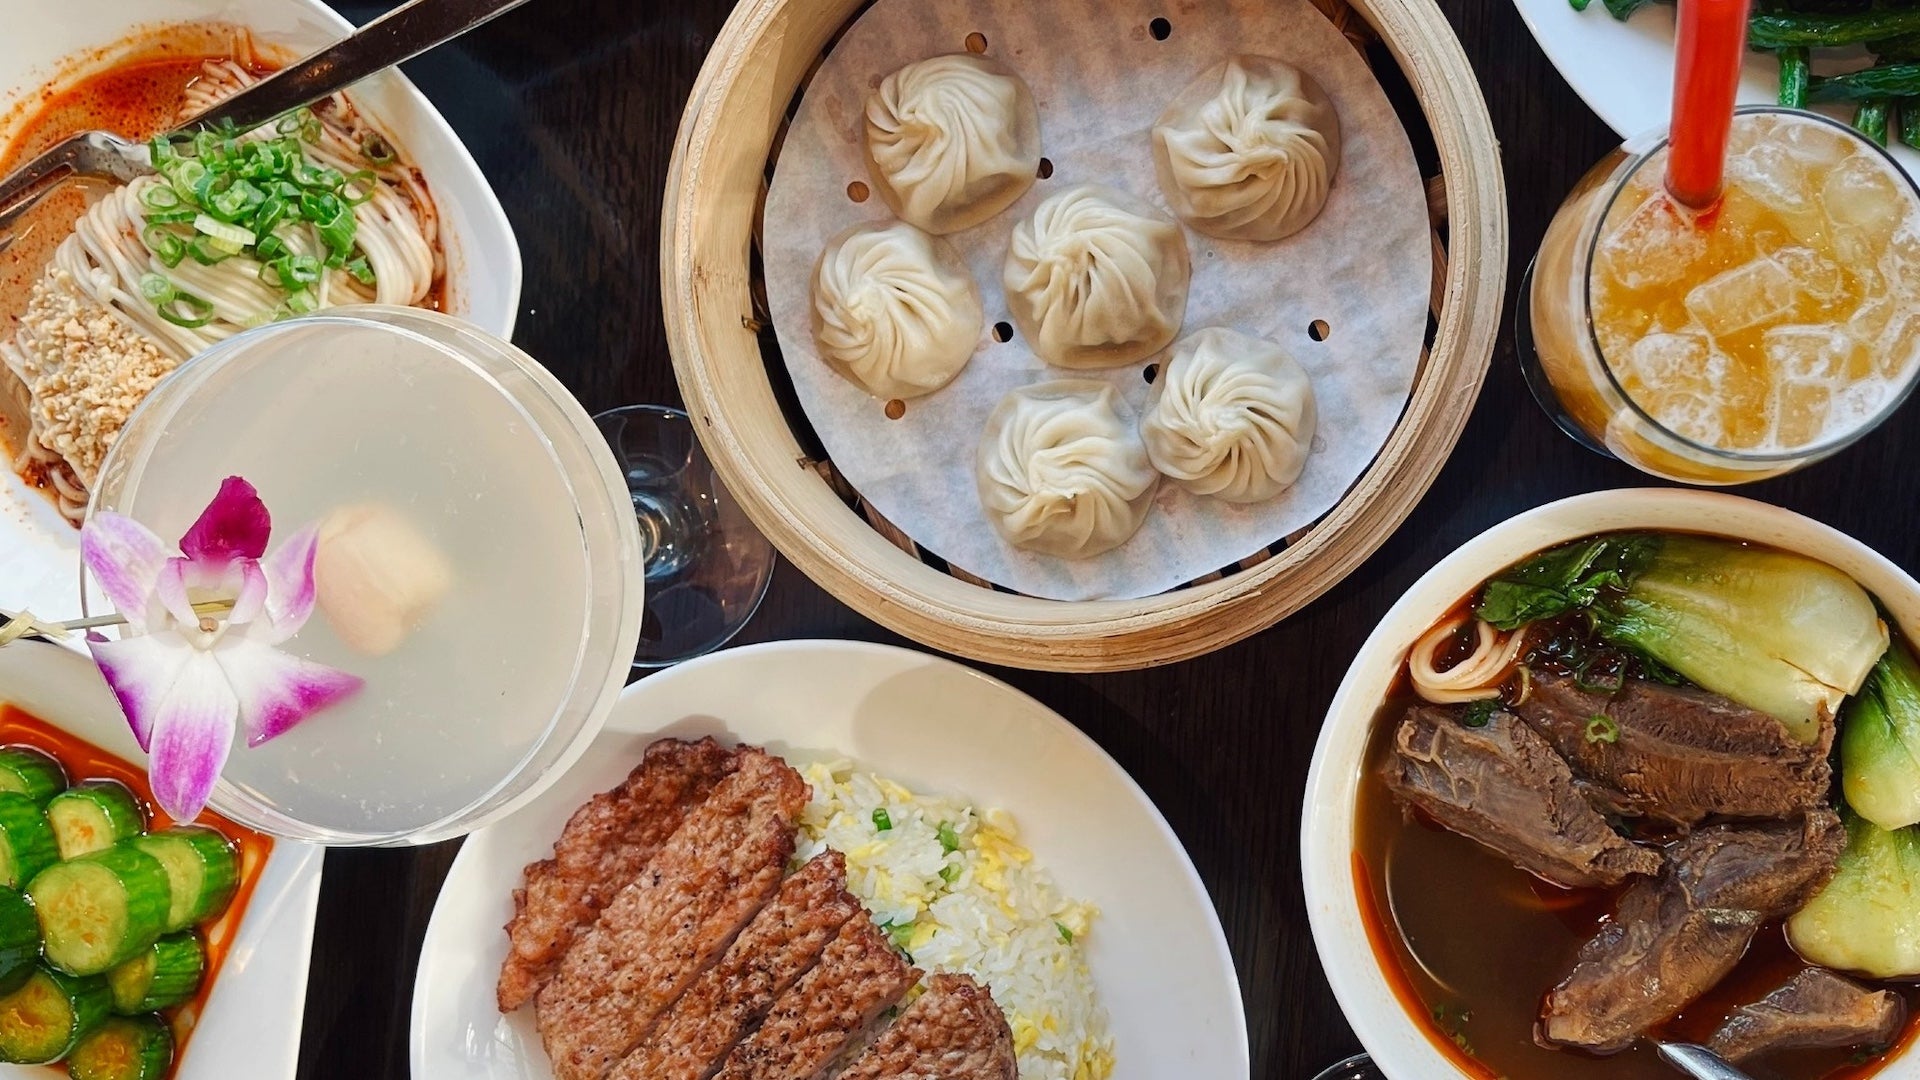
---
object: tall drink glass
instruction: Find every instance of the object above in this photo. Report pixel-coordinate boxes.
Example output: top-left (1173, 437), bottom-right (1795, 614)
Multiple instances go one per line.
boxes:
top-left (1521, 106), bottom-right (1920, 484)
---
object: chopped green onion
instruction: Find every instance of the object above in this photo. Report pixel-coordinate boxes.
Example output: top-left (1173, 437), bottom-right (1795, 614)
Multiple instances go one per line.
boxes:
top-left (138, 185), bottom-right (181, 211)
top-left (185, 236), bottom-right (230, 265)
top-left (340, 170), bottom-right (378, 205)
top-left (1585, 714), bottom-right (1621, 745)
top-left (937, 822), bottom-right (960, 854)
top-left (872, 808), bottom-right (893, 832)
top-left (207, 178), bottom-right (264, 222)
top-left (361, 133), bottom-right (396, 166)
top-left (1056, 922), bottom-right (1075, 944)
top-left (193, 214), bottom-right (256, 248)
top-left (343, 255), bottom-right (375, 285)
top-left (938, 864), bottom-right (960, 884)
top-left (282, 287), bottom-right (318, 315)
top-left (139, 225), bottom-right (186, 267)
top-left (146, 136), bottom-right (178, 166)
top-left (166, 159), bottom-right (208, 197)
top-left (254, 234), bottom-right (288, 262)
top-left (141, 209), bottom-right (196, 226)
top-left (884, 921), bottom-right (915, 951)
top-left (1460, 699), bottom-right (1498, 728)
top-left (139, 275), bottom-right (213, 328)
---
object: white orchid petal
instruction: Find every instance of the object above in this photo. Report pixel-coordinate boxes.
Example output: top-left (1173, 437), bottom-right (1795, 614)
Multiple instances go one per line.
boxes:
top-left (144, 653), bottom-right (240, 822)
top-left (258, 524), bottom-right (320, 645)
top-left (226, 561), bottom-right (269, 627)
top-left (80, 514), bottom-right (168, 634)
top-left (213, 637), bottom-right (363, 748)
top-left (154, 561), bottom-right (200, 630)
top-left (86, 633), bottom-right (194, 751)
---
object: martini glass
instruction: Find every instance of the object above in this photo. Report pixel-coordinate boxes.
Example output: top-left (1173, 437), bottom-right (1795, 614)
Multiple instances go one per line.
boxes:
top-left (593, 405), bottom-right (775, 668)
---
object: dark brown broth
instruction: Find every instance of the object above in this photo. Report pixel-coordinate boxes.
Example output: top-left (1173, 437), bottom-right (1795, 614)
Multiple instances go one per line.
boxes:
top-left (1359, 688), bottom-right (1920, 1080)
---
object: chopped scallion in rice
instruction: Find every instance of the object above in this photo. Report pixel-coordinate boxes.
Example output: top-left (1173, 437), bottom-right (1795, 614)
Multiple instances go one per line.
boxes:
top-left (795, 760), bottom-right (1115, 1080)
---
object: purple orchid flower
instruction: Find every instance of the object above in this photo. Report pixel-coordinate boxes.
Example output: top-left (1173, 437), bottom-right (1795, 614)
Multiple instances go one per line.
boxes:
top-left (80, 477), bottom-right (363, 821)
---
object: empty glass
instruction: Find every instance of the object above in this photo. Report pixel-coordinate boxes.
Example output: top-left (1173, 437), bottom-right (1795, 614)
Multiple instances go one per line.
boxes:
top-left (593, 405), bottom-right (775, 668)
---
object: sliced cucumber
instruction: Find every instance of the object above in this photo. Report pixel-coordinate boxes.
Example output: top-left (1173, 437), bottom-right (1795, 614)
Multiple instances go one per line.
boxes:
top-left (0, 748), bottom-right (67, 807)
top-left (0, 793), bottom-right (60, 890)
top-left (0, 889), bottom-right (40, 997)
top-left (47, 784), bottom-right (145, 862)
top-left (28, 846), bottom-right (170, 976)
top-left (131, 828), bottom-right (236, 932)
top-left (65, 1013), bottom-right (172, 1080)
top-left (0, 967), bottom-right (109, 1064)
top-left (104, 935), bottom-right (201, 1015)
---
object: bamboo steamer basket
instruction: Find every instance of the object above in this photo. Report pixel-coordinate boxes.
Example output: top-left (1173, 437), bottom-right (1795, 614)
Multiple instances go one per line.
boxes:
top-left (662, 0), bottom-right (1506, 672)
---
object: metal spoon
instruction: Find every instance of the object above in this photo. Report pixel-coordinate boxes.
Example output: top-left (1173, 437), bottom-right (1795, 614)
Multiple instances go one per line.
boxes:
top-left (1309, 1045), bottom-right (1755, 1080)
top-left (0, 0), bottom-right (534, 251)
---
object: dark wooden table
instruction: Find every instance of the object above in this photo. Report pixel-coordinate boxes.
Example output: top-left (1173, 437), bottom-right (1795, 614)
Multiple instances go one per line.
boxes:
top-left (302, 1), bottom-right (1920, 1076)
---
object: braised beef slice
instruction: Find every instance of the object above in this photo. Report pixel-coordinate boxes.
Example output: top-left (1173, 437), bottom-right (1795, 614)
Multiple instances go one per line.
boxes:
top-left (1708, 968), bottom-right (1907, 1064)
top-left (1538, 810), bottom-right (1847, 1053)
top-left (1513, 672), bottom-right (1833, 825)
top-left (1381, 706), bottom-right (1662, 889)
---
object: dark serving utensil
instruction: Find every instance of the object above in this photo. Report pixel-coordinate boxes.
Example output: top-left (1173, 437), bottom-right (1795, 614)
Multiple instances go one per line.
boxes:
top-left (0, 0), bottom-right (533, 253)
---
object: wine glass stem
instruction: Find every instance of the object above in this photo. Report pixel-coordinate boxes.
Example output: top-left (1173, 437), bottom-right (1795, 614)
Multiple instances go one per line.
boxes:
top-left (632, 489), bottom-right (703, 581)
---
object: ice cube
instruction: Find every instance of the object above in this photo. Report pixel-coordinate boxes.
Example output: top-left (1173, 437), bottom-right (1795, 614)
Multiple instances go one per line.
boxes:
top-left (1877, 309), bottom-right (1920, 377)
top-left (1597, 193), bottom-right (1707, 291)
top-left (1685, 257), bottom-right (1799, 338)
top-left (1726, 142), bottom-right (1828, 242)
top-left (1762, 324), bottom-right (1863, 381)
top-left (1776, 116), bottom-right (1853, 175)
top-left (1622, 331), bottom-right (1712, 384)
top-left (1824, 152), bottom-right (1908, 239)
top-left (1879, 226), bottom-right (1920, 294)
top-left (1772, 247), bottom-right (1846, 303)
top-left (1773, 380), bottom-right (1833, 448)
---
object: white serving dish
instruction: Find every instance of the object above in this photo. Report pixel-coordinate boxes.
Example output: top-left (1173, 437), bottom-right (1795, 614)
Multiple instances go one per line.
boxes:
top-left (0, 639), bottom-right (323, 1080)
top-left (1300, 488), bottom-right (1920, 1078)
top-left (0, 0), bottom-right (522, 636)
top-left (410, 639), bottom-right (1249, 1080)
top-left (1511, 0), bottom-right (1920, 177)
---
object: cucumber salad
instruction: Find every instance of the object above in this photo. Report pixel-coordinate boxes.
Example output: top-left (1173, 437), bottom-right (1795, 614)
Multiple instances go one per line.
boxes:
top-left (0, 744), bottom-right (243, 1080)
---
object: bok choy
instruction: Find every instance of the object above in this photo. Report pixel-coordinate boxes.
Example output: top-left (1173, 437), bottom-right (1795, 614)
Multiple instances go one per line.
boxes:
top-left (1474, 534), bottom-right (1887, 742)
top-left (1841, 640), bottom-right (1920, 831)
top-left (1787, 810), bottom-right (1920, 980)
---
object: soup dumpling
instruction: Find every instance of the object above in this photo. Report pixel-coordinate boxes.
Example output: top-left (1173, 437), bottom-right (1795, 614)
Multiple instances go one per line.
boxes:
top-left (1003, 185), bottom-right (1191, 369)
top-left (811, 220), bottom-right (983, 399)
top-left (1142, 327), bottom-right (1316, 503)
top-left (1152, 55), bottom-right (1342, 242)
top-left (865, 53), bottom-right (1043, 234)
top-left (977, 380), bottom-right (1158, 558)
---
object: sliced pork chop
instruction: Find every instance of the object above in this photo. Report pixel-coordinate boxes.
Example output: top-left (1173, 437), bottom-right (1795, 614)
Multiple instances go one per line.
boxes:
top-left (1514, 672), bottom-right (1832, 826)
top-left (610, 851), bottom-right (862, 1080)
top-left (498, 738), bottom-right (739, 1011)
top-left (1539, 810), bottom-right (1846, 1053)
top-left (535, 748), bottom-right (809, 1080)
top-left (835, 973), bottom-right (1017, 1080)
top-left (1709, 968), bottom-right (1907, 1064)
top-left (709, 914), bottom-right (917, 1080)
top-left (1382, 705), bottom-right (1662, 888)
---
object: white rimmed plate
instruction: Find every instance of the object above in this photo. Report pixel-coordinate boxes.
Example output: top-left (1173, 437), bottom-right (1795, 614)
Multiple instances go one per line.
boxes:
top-left (0, 638), bottom-right (323, 1080)
top-left (1514, 0), bottom-right (1920, 176)
top-left (410, 640), bottom-right (1249, 1080)
top-left (0, 0), bottom-right (521, 636)
top-left (1301, 488), bottom-right (1920, 1078)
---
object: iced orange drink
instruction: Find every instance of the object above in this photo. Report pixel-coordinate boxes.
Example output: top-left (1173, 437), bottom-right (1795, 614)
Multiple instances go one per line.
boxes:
top-left (1524, 107), bottom-right (1920, 484)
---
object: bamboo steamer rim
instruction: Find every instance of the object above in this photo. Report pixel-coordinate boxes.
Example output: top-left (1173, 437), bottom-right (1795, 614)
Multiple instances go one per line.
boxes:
top-left (662, 0), bottom-right (1507, 672)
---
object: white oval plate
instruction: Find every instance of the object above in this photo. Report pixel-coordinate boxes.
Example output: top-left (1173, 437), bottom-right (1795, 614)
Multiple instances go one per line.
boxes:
top-left (0, 0), bottom-right (521, 636)
top-left (1512, 0), bottom-right (1920, 176)
top-left (410, 640), bottom-right (1249, 1080)
top-left (0, 639), bottom-right (323, 1080)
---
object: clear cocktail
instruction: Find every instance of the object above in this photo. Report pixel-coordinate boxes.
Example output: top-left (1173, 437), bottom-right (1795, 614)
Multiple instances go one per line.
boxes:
top-left (1524, 107), bottom-right (1920, 484)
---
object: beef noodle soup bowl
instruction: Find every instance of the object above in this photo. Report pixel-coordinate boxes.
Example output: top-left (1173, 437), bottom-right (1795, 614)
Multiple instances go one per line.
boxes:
top-left (1302, 489), bottom-right (1920, 1080)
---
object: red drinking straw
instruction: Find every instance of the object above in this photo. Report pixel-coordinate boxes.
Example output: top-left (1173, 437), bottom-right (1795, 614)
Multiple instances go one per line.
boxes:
top-left (1666, 0), bottom-right (1754, 210)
